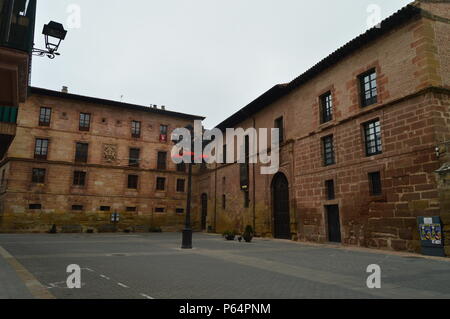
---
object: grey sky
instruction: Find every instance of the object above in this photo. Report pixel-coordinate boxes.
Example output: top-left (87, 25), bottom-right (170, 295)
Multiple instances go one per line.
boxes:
top-left (31, 0), bottom-right (411, 128)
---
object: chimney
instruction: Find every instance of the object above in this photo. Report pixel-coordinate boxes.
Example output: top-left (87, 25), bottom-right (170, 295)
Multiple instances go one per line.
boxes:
top-left (61, 86), bottom-right (68, 93)
top-left (161, 105), bottom-right (166, 110)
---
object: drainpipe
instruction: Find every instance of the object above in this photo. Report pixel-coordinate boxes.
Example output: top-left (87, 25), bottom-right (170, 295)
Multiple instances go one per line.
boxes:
top-left (2, 0), bottom-right (15, 44)
top-left (213, 162), bottom-right (217, 232)
top-left (252, 117), bottom-right (256, 233)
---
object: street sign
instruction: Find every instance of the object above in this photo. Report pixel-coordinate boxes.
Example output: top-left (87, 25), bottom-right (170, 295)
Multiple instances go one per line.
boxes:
top-left (418, 216), bottom-right (445, 257)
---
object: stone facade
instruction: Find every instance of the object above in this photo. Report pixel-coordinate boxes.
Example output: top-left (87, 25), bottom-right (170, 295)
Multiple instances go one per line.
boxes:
top-left (195, 1), bottom-right (450, 253)
top-left (0, 89), bottom-right (204, 233)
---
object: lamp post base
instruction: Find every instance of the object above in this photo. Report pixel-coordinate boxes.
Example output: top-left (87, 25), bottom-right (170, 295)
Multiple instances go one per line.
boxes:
top-left (181, 228), bottom-right (193, 249)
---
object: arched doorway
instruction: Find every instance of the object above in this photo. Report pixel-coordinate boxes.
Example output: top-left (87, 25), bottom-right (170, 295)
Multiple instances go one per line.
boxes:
top-left (201, 193), bottom-right (208, 231)
top-left (272, 173), bottom-right (291, 239)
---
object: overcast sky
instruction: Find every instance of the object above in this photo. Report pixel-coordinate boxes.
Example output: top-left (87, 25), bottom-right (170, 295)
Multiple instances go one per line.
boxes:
top-left (31, 0), bottom-right (411, 128)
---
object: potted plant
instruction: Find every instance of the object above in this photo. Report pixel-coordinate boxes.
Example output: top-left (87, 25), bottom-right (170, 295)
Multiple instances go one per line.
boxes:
top-left (243, 225), bottom-right (254, 243)
top-left (223, 230), bottom-right (236, 241)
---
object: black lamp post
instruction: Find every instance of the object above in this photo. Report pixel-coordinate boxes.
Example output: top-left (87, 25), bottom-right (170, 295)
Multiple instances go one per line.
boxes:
top-left (32, 21), bottom-right (67, 59)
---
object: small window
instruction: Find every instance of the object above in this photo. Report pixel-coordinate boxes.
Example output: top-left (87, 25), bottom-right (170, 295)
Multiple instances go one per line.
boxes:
top-left (100, 206), bottom-right (111, 212)
top-left (222, 194), bottom-right (226, 210)
top-left (155, 207), bottom-right (165, 213)
top-left (364, 120), bottom-right (382, 156)
top-left (244, 191), bottom-right (250, 208)
top-left (128, 175), bottom-right (139, 189)
top-left (29, 204), bottom-right (42, 210)
top-left (73, 171), bottom-right (86, 186)
top-left (275, 117), bottom-right (284, 144)
top-left (176, 208), bottom-right (184, 214)
top-left (177, 162), bottom-right (186, 172)
top-left (223, 144), bottom-right (227, 164)
top-left (129, 148), bottom-right (140, 167)
top-left (156, 177), bottom-right (166, 191)
top-left (157, 152), bottom-right (167, 170)
top-left (34, 139), bottom-right (49, 160)
top-left (126, 207), bottom-right (137, 212)
top-left (322, 135), bottom-right (335, 166)
top-left (75, 143), bottom-right (89, 163)
top-left (39, 107), bottom-right (52, 126)
top-left (176, 179), bottom-right (185, 192)
top-left (325, 180), bottom-right (335, 200)
top-left (320, 92), bottom-right (333, 123)
top-left (79, 113), bottom-right (91, 131)
top-left (72, 205), bottom-right (83, 211)
top-left (369, 172), bottom-right (382, 196)
top-left (1, 170), bottom-right (5, 186)
top-left (131, 121), bottom-right (141, 138)
top-left (160, 125), bottom-right (168, 142)
top-left (359, 69), bottom-right (378, 107)
top-left (32, 168), bottom-right (46, 184)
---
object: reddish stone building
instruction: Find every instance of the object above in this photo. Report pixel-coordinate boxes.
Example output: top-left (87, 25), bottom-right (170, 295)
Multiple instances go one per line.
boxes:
top-left (195, 1), bottom-right (450, 254)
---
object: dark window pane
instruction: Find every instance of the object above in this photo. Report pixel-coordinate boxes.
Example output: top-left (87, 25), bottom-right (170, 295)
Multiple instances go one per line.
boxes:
top-left (129, 148), bottom-right (140, 167)
top-left (34, 139), bottom-right (49, 160)
top-left (75, 143), bottom-right (89, 163)
top-left (32, 168), bottom-right (46, 183)
top-left (155, 207), bottom-right (165, 213)
top-left (100, 206), bottom-right (110, 211)
top-left (223, 144), bottom-right (227, 163)
top-left (364, 120), bottom-right (382, 156)
top-left (360, 70), bottom-right (378, 107)
top-left (126, 207), bottom-right (137, 212)
top-left (177, 162), bottom-right (186, 172)
top-left (39, 107), bottom-right (52, 126)
top-left (72, 205), bottom-right (83, 211)
top-left (131, 121), bottom-right (141, 138)
top-left (325, 180), bottom-right (335, 200)
top-left (369, 172), bottom-right (382, 196)
top-left (73, 171), bottom-right (86, 186)
top-left (275, 117), bottom-right (284, 144)
top-left (29, 204), bottom-right (42, 210)
top-left (176, 179), bottom-right (185, 192)
top-left (176, 208), bottom-right (184, 214)
top-left (79, 113), bottom-right (91, 131)
top-left (156, 177), bottom-right (166, 191)
top-left (222, 194), bottom-right (226, 209)
top-left (157, 152), bottom-right (167, 170)
top-left (128, 175), bottom-right (138, 189)
top-left (244, 191), bottom-right (250, 208)
top-left (160, 125), bottom-right (168, 142)
top-left (320, 92), bottom-right (333, 123)
top-left (322, 135), bottom-right (335, 166)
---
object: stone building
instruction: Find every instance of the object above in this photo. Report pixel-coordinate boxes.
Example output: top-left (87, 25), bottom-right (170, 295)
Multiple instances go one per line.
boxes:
top-left (0, 87), bottom-right (204, 232)
top-left (195, 1), bottom-right (450, 254)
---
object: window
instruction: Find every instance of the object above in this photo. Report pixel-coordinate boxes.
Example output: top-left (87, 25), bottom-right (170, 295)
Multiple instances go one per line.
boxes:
top-left (29, 204), bottom-right (42, 210)
top-left (79, 113), bottom-right (91, 131)
top-left (34, 139), bottom-right (49, 160)
top-left (176, 179), bottom-right (185, 192)
top-left (39, 107), bottom-right (52, 126)
top-left (100, 206), bottom-right (111, 212)
top-left (222, 194), bottom-right (226, 210)
top-left (72, 205), bottom-right (84, 211)
top-left (244, 191), bottom-right (250, 208)
top-left (155, 207), bottom-right (165, 213)
top-left (359, 69), bottom-right (378, 107)
top-left (320, 92), bottom-right (333, 123)
top-left (128, 175), bottom-right (139, 189)
top-left (0, 170), bottom-right (5, 186)
top-left (75, 143), bottom-right (89, 163)
top-left (160, 125), bottom-right (168, 142)
top-left (73, 171), bottom-right (86, 186)
top-left (364, 120), bottom-right (382, 156)
top-left (369, 172), bottom-right (382, 196)
top-left (126, 207), bottom-right (137, 212)
top-left (325, 180), bottom-right (335, 200)
top-left (223, 144), bottom-right (227, 163)
top-left (322, 135), bottom-right (335, 166)
top-left (129, 148), bottom-right (140, 167)
top-left (275, 117), bottom-right (284, 144)
top-left (176, 208), bottom-right (184, 214)
top-left (157, 152), bottom-right (167, 170)
top-left (177, 162), bottom-right (186, 172)
top-left (32, 168), bottom-right (46, 184)
top-left (131, 121), bottom-right (141, 138)
top-left (156, 177), bottom-right (166, 191)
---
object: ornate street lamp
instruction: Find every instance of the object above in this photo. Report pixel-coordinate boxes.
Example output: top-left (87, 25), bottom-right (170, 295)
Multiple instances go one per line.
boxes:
top-left (32, 21), bottom-right (67, 59)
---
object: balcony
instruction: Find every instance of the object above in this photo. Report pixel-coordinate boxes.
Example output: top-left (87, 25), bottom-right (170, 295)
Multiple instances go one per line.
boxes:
top-left (0, 0), bottom-right (36, 106)
top-left (0, 105), bottom-right (17, 159)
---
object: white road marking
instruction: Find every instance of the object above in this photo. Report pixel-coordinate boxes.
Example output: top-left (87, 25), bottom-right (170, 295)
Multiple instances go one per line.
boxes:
top-left (100, 275), bottom-right (111, 280)
top-left (82, 267), bottom-right (94, 272)
top-left (117, 283), bottom-right (129, 288)
top-left (140, 293), bottom-right (155, 299)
